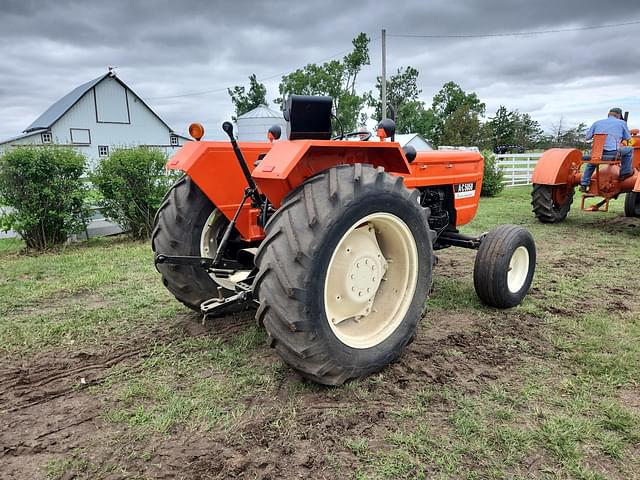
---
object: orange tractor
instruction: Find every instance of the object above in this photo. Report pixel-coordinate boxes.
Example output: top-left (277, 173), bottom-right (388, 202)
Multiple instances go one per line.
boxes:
top-left (532, 131), bottom-right (640, 222)
top-left (153, 95), bottom-right (536, 385)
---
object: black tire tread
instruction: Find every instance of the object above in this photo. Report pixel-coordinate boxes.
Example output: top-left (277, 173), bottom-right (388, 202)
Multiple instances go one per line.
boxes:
top-left (254, 164), bottom-right (431, 385)
top-left (473, 224), bottom-right (535, 309)
top-left (151, 176), bottom-right (219, 312)
top-left (624, 191), bottom-right (640, 217)
top-left (531, 184), bottom-right (573, 223)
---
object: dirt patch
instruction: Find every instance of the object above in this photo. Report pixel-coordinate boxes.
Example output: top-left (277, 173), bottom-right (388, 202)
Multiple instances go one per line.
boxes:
top-left (0, 298), bottom-right (546, 479)
top-left (0, 309), bottom-right (256, 479)
top-left (583, 215), bottom-right (640, 234)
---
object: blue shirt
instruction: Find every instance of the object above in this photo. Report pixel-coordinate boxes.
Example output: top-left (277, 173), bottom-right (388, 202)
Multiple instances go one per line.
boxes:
top-left (585, 116), bottom-right (631, 151)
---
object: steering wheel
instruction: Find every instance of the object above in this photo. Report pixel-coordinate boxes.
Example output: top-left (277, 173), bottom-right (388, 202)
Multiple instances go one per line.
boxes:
top-left (333, 131), bottom-right (372, 141)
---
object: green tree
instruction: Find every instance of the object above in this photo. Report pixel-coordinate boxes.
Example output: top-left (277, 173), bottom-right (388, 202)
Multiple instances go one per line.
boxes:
top-left (432, 81), bottom-right (485, 117)
top-left (396, 100), bottom-right (439, 139)
top-left (277, 33), bottom-right (370, 132)
top-left (368, 66), bottom-right (421, 122)
top-left (485, 105), bottom-right (516, 149)
top-left (228, 74), bottom-right (267, 120)
top-left (431, 81), bottom-right (485, 146)
top-left (439, 104), bottom-right (483, 146)
top-left (513, 113), bottom-right (544, 150)
top-left (484, 107), bottom-right (544, 151)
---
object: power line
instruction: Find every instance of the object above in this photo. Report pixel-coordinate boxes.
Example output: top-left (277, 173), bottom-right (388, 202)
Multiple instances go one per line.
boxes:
top-left (387, 19), bottom-right (640, 39)
top-left (145, 38), bottom-right (378, 100)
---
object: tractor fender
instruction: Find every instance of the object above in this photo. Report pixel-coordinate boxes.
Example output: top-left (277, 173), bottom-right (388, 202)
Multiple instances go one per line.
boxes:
top-left (531, 148), bottom-right (582, 186)
top-left (251, 140), bottom-right (412, 207)
top-left (165, 140), bottom-right (272, 241)
top-left (634, 174), bottom-right (640, 193)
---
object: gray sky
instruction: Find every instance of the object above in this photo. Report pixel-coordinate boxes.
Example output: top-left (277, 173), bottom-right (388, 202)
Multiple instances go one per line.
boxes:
top-left (1, 0), bottom-right (640, 141)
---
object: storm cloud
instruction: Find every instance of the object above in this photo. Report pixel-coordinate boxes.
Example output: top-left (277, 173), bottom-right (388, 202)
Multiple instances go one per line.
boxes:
top-left (1, 0), bottom-right (639, 140)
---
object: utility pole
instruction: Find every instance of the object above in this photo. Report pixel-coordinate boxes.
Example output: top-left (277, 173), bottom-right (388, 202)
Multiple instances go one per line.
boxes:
top-left (381, 28), bottom-right (387, 120)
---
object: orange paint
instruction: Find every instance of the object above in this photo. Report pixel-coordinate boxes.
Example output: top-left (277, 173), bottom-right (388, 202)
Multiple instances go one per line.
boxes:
top-left (167, 139), bottom-right (484, 240)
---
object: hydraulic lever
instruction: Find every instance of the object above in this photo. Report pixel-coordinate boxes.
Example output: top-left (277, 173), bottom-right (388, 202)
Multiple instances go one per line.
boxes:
top-left (222, 121), bottom-right (262, 206)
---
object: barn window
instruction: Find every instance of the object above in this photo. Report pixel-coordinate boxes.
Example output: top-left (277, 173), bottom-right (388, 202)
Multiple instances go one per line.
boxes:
top-left (41, 132), bottom-right (52, 143)
top-left (98, 145), bottom-right (109, 157)
top-left (70, 128), bottom-right (91, 144)
top-left (170, 134), bottom-right (178, 146)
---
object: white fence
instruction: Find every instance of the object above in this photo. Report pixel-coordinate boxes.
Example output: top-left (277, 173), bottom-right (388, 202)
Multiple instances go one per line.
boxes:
top-left (494, 153), bottom-right (543, 187)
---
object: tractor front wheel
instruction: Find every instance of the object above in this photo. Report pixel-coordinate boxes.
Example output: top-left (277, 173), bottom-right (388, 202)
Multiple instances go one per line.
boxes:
top-left (473, 225), bottom-right (536, 309)
top-left (624, 191), bottom-right (640, 217)
top-left (254, 164), bottom-right (433, 385)
top-left (532, 184), bottom-right (573, 223)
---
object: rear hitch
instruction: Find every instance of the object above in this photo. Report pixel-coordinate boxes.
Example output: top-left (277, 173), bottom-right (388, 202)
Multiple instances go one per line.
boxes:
top-left (200, 279), bottom-right (256, 320)
top-left (154, 253), bottom-right (244, 273)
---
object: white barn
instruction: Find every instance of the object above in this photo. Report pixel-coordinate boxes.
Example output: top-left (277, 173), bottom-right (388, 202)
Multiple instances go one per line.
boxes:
top-left (0, 70), bottom-right (189, 168)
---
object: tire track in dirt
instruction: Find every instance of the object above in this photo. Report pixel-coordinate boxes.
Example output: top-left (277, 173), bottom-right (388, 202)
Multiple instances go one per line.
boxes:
top-left (0, 309), bottom-right (256, 479)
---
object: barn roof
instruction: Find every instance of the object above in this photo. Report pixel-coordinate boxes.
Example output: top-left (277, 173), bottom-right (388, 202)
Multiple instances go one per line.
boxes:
top-left (0, 129), bottom-right (47, 146)
top-left (25, 73), bottom-right (109, 132)
top-left (238, 105), bottom-right (283, 119)
top-left (22, 71), bottom-right (187, 137)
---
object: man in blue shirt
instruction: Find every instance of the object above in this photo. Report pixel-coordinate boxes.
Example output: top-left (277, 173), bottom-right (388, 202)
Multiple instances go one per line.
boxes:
top-left (580, 107), bottom-right (635, 192)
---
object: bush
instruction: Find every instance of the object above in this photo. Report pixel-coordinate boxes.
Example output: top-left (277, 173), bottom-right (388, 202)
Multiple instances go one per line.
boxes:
top-left (91, 147), bottom-right (179, 239)
top-left (0, 146), bottom-right (88, 250)
top-left (481, 150), bottom-right (505, 197)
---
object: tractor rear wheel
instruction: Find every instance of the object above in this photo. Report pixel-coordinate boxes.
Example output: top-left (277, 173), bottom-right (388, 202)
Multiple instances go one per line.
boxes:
top-left (254, 164), bottom-right (433, 385)
top-left (624, 191), bottom-right (640, 217)
top-left (531, 184), bottom-right (573, 223)
top-left (152, 176), bottom-right (252, 314)
top-left (473, 225), bottom-right (536, 309)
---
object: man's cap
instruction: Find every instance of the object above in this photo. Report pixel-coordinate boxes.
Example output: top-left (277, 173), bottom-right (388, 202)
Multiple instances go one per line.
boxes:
top-left (609, 107), bottom-right (623, 116)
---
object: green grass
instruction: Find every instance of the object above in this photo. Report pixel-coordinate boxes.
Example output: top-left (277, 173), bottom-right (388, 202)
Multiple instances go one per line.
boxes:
top-left (2, 185), bottom-right (640, 479)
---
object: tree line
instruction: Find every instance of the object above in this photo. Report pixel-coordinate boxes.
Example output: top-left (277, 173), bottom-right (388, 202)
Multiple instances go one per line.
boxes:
top-left (228, 33), bottom-right (588, 152)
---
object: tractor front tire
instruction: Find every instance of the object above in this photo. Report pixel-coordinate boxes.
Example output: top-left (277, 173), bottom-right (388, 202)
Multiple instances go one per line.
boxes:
top-left (624, 191), bottom-right (640, 217)
top-left (532, 184), bottom-right (573, 223)
top-left (152, 176), bottom-right (235, 314)
top-left (254, 164), bottom-right (433, 385)
top-left (473, 224), bottom-right (536, 309)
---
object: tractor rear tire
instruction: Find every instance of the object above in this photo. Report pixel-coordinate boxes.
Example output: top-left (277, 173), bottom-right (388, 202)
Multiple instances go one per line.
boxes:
top-left (473, 224), bottom-right (536, 309)
top-left (624, 191), bottom-right (640, 217)
top-left (152, 176), bottom-right (237, 314)
top-left (254, 164), bottom-right (433, 386)
top-left (531, 184), bottom-right (573, 223)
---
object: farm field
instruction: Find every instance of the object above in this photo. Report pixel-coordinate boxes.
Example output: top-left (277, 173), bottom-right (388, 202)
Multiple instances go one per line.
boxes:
top-left (1, 186), bottom-right (639, 479)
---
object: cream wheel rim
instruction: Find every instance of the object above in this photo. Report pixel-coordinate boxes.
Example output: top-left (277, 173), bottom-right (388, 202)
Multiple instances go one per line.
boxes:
top-left (507, 246), bottom-right (529, 293)
top-left (200, 210), bottom-right (250, 290)
top-left (324, 213), bottom-right (419, 349)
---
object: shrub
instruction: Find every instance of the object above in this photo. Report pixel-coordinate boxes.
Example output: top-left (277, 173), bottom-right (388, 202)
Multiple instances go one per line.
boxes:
top-left (0, 146), bottom-right (88, 250)
top-left (481, 150), bottom-right (505, 197)
top-left (91, 147), bottom-right (179, 239)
